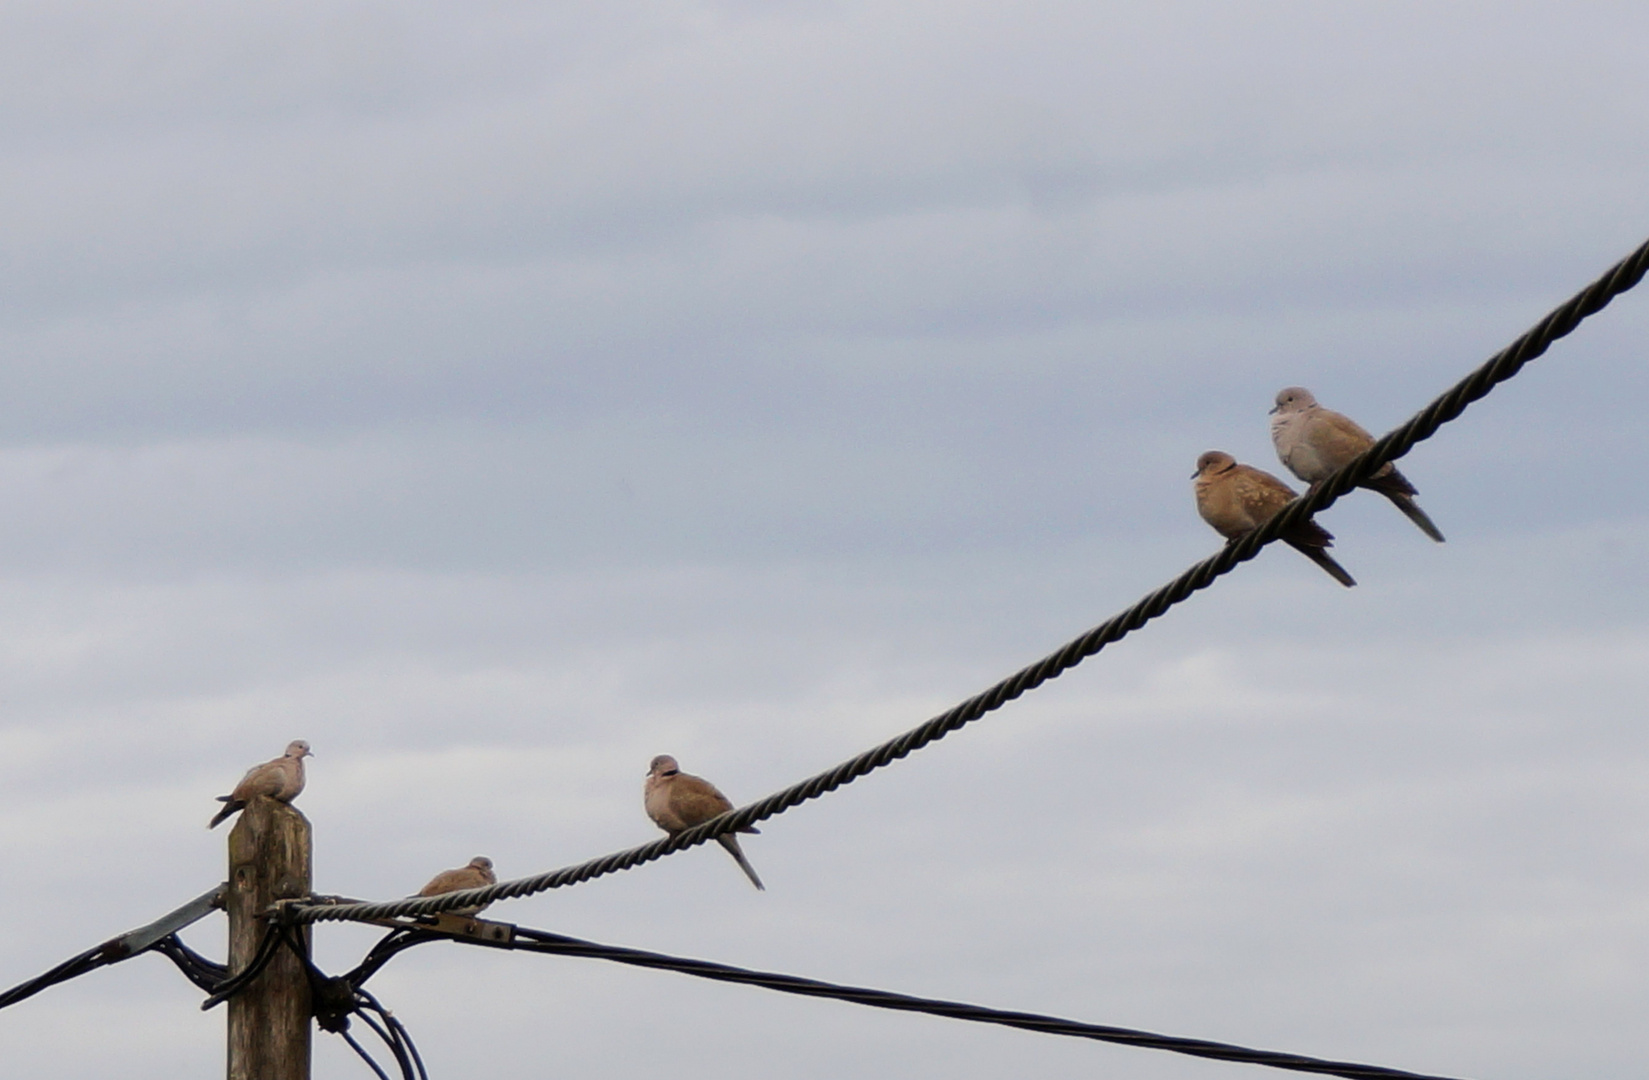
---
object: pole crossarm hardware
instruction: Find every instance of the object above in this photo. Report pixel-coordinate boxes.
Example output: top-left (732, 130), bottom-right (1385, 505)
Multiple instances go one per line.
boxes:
top-left (288, 234), bottom-right (1649, 929)
top-left (0, 883), bottom-right (226, 1011)
top-left (300, 894), bottom-right (516, 946)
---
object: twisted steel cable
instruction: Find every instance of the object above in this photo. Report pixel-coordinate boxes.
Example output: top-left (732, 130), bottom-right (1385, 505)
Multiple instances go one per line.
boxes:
top-left (291, 234), bottom-right (1649, 927)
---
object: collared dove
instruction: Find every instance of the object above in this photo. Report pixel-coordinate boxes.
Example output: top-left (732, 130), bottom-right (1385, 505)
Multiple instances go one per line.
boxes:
top-left (416, 856), bottom-right (497, 916)
top-left (209, 740), bottom-right (312, 828)
top-left (645, 755), bottom-right (764, 891)
top-left (1193, 451), bottom-right (1357, 587)
top-left (1270, 386), bottom-right (1445, 542)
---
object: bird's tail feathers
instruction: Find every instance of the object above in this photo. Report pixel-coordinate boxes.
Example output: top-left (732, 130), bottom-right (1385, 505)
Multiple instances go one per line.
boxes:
top-left (1385, 492), bottom-right (1445, 543)
top-left (1364, 466), bottom-right (1420, 499)
top-left (208, 800), bottom-right (243, 829)
top-left (1286, 540), bottom-right (1358, 588)
top-left (717, 834), bottom-right (766, 891)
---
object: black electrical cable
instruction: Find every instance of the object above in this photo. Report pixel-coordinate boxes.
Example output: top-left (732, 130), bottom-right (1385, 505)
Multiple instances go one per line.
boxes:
top-left (199, 921), bottom-right (286, 1011)
top-left (0, 947), bottom-right (106, 1011)
top-left (152, 934), bottom-right (229, 993)
top-left (292, 233), bottom-right (1649, 929)
top-left (0, 885), bottom-right (226, 1011)
top-left (274, 922), bottom-right (426, 1080)
top-left (331, 918), bottom-right (1473, 1080)
top-left (340, 1027), bottom-right (395, 1080)
top-left (358, 987), bottom-right (429, 1080)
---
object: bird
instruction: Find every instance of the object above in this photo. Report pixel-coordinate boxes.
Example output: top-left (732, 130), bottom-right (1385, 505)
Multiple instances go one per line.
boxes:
top-left (209, 740), bottom-right (312, 828)
top-left (1270, 386), bottom-right (1445, 542)
top-left (416, 856), bottom-right (497, 916)
top-left (1193, 451), bottom-right (1357, 587)
top-left (645, 755), bottom-right (764, 890)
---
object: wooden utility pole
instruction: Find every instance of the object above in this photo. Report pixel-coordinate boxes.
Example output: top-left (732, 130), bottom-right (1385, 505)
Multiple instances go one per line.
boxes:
top-left (226, 798), bottom-right (312, 1080)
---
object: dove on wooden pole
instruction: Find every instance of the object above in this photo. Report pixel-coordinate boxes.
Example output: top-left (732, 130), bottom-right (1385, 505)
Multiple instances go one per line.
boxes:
top-left (211, 740), bottom-right (312, 829)
top-left (227, 797), bottom-right (313, 1080)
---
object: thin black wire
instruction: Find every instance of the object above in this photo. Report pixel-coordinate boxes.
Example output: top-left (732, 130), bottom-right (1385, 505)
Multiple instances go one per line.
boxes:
top-left (340, 1028), bottom-right (395, 1080)
top-left (352, 1006), bottom-right (412, 1080)
top-left (281, 923), bottom-right (427, 1080)
top-left (0, 885), bottom-right (227, 1010)
top-left (359, 987), bottom-right (429, 1080)
top-left (152, 935), bottom-right (229, 993)
top-left (0, 946), bottom-right (106, 1011)
top-left (344, 929), bottom-right (439, 989)
top-left (293, 233), bottom-right (1649, 928)
top-left (330, 919), bottom-right (1470, 1080)
top-left (199, 921), bottom-right (285, 1010)
top-left (510, 929), bottom-right (1470, 1080)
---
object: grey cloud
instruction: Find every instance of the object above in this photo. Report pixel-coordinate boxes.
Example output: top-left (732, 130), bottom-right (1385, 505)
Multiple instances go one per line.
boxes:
top-left (2, 2), bottom-right (1648, 1078)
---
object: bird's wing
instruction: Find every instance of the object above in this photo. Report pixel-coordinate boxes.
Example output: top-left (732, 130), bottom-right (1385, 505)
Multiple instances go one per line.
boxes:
top-left (671, 775), bottom-right (737, 827)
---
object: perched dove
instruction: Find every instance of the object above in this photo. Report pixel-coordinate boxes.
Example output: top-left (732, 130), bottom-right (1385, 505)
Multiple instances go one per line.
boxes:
top-left (209, 740), bottom-right (312, 829)
top-left (1270, 387), bottom-right (1445, 542)
top-left (1193, 451), bottom-right (1357, 588)
top-left (416, 856), bottom-right (497, 916)
top-left (645, 755), bottom-right (765, 891)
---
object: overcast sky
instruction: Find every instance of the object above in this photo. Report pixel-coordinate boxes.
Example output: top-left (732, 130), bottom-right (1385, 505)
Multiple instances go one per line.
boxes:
top-left (1, 2), bottom-right (1647, 1077)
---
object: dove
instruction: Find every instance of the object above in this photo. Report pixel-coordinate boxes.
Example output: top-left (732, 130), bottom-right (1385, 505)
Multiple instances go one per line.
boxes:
top-left (416, 856), bottom-right (497, 916)
top-left (1270, 386), bottom-right (1445, 542)
top-left (209, 740), bottom-right (312, 828)
top-left (1193, 451), bottom-right (1357, 587)
top-left (645, 755), bottom-right (764, 891)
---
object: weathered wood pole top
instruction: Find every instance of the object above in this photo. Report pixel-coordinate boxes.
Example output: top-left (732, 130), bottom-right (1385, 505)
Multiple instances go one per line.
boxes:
top-left (227, 797), bottom-right (312, 1080)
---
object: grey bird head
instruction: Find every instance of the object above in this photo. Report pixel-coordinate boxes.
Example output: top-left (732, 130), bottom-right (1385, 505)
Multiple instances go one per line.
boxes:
top-left (1271, 386), bottom-right (1318, 415)
top-left (285, 740), bottom-right (313, 758)
top-left (1193, 450), bottom-right (1237, 479)
top-left (469, 856), bottom-right (494, 873)
top-left (648, 754), bottom-right (680, 777)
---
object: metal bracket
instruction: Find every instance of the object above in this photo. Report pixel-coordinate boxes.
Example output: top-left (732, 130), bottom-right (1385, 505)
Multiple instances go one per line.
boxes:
top-left (293, 895), bottom-right (516, 946)
top-left (100, 883), bottom-right (228, 960)
top-left (403, 912), bottom-right (516, 946)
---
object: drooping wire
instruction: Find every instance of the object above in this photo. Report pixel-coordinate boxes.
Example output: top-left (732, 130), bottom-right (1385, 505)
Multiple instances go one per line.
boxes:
top-left (0, 946), bottom-right (108, 1011)
top-left (152, 934), bottom-right (228, 993)
top-left (199, 920), bottom-right (286, 1011)
top-left (0, 884), bottom-right (225, 1011)
top-left (357, 987), bottom-right (429, 1080)
top-left (275, 922), bottom-right (427, 1080)
top-left (290, 232), bottom-right (1649, 928)
top-left (330, 918), bottom-right (1472, 1080)
top-left (339, 1027), bottom-right (395, 1080)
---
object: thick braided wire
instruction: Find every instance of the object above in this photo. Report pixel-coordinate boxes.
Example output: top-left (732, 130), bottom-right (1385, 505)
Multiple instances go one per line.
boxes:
top-left (291, 234), bottom-right (1649, 926)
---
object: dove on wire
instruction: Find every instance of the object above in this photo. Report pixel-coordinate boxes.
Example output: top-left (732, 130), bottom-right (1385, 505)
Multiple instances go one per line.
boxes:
top-left (209, 740), bottom-right (312, 828)
top-left (416, 856), bottom-right (497, 916)
top-left (1193, 451), bottom-right (1357, 587)
top-left (1270, 386), bottom-right (1445, 542)
top-left (645, 755), bottom-right (765, 890)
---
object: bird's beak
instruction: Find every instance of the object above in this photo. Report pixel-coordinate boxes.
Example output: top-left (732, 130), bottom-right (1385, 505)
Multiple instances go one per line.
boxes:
top-left (1268, 405), bottom-right (1279, 415)
top-left (1189, 468), bottom-right (1200, 479)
